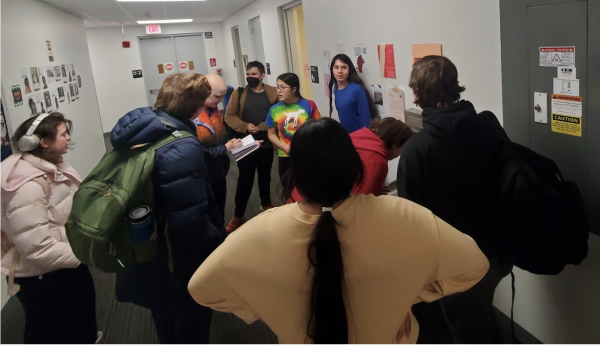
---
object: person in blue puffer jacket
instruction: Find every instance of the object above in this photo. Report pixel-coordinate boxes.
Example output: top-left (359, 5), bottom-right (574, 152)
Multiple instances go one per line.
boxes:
top-left (110, 73), bottom-right (226, 344)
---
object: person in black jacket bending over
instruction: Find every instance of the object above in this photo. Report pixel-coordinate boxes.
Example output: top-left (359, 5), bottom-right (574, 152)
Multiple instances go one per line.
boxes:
top-left (397, 55), bottom-right (511, 344)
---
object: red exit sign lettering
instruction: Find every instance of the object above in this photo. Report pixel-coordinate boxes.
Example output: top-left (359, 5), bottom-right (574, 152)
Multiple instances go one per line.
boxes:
top-left (146, 25), bottom-right (162, 34)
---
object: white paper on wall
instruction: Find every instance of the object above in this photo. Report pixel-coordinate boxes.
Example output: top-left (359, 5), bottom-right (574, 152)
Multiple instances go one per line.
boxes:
top-left (384, 86), bottom-right (405, 122)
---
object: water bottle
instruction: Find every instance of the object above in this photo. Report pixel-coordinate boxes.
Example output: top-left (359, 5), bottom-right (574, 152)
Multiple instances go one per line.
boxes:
top-left (130, 206), bottom-right (158, 262)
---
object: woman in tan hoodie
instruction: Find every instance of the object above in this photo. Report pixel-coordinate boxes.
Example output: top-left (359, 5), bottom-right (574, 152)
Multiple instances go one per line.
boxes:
top-left (1, 113), bottom-right (98, 344)
top-left (188, 118), bottom-right (489, 344)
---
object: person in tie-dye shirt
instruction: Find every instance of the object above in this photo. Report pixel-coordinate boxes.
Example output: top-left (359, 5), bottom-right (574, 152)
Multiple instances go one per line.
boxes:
top-left (266, 73), bottom-right (321, 181)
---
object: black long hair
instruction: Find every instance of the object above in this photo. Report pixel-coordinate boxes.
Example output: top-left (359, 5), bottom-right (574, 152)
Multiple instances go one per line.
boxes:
top-left (284, 118), bottom-right (364, 343)
top-left (328, 54), bottom-right (379, 120)
top-left (277, 72), bottom-right (302, 98)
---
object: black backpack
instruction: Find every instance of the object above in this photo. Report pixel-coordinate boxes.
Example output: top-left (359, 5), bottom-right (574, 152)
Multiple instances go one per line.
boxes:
top-left (480, 111), bottom-right (589, 275)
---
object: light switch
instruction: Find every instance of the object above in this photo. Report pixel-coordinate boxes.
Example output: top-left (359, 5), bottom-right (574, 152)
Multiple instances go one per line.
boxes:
top-left (534, 92), bottom-right (548, 124)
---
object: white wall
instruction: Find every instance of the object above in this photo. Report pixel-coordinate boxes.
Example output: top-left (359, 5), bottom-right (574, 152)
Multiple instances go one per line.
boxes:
top-left (219, 0), bottom-right (292, 88)
top-left (1, 0), bottom-right (105, 176)
top-left (86, 23), bottom-right (221, 132)
top-left (1, 0), bottom-right (106, 308)
top-left (0, 0), bottom-right (6, 311)
top-left (301, 0), bottom-right (600, 343)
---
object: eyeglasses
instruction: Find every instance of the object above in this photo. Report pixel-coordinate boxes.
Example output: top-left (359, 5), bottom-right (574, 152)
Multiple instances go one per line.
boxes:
top-left (276, 86), bottom-right (291, 91)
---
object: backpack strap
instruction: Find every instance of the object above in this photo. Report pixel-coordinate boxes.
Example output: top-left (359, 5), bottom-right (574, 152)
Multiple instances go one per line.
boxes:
top-left (152, 130), bottom-right (195, 151)
top-left (237, 87), bottom-right (245, 115)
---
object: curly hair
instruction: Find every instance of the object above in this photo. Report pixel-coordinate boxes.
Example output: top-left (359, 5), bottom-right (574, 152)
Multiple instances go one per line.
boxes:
top-left (154, 73), bottom-right (212, 121)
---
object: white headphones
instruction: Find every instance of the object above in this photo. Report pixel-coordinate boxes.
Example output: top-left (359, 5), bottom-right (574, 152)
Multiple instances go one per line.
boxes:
top-left (17, 113), bottom-right (51, 152)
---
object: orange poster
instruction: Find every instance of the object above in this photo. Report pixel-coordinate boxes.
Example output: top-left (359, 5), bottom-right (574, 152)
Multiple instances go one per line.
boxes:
top-left (412, 44), bottom-right (443, 63)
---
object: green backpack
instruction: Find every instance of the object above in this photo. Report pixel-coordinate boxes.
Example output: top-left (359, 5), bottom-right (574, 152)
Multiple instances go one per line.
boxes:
top-left (66, 129), bottom-right (194, 273)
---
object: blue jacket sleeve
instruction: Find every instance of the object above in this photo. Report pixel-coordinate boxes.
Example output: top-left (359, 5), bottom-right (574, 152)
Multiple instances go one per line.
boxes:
top-left (153, 138), bottom-right (226, 276)
top-left (204, 144), bottom-right (227, 160)
top-left (355, 87), bottom-right (372, 130)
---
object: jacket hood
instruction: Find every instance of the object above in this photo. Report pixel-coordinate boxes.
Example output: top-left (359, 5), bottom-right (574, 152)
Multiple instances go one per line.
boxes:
top-left (1, 153), bottom-right (80, 192)
top-left (350, 127), bottom-right (387, 161)
top-left (110, 107), bottom-right (197, 149)
top-left (422, 100), bottom-right (482, 143)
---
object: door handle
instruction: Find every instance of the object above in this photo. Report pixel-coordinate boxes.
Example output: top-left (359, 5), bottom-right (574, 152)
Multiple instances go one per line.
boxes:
top-left (150, 89), bottom-right (160, 94)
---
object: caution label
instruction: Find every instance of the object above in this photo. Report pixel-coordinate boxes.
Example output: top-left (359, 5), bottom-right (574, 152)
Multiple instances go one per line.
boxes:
top-left (552, 114), bottom-right (582, 137)
top-left (540, 46), bottom-right (575, 67)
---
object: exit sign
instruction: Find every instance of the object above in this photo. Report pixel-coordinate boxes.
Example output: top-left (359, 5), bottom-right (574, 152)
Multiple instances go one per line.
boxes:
top-left (146, 25), bottom-right (162, 34)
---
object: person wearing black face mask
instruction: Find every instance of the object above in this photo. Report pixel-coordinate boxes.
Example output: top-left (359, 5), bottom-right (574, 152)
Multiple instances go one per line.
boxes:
top-left (224, 61), bottom-right (279, 233)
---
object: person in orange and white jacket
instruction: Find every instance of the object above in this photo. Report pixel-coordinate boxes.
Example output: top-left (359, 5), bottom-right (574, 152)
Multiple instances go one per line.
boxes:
top-left (1, 112), bottom-right (99, 344)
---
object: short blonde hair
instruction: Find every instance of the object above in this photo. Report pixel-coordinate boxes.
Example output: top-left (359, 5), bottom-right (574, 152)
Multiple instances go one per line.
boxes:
top-left (154, 73), bottom-right (212, 120)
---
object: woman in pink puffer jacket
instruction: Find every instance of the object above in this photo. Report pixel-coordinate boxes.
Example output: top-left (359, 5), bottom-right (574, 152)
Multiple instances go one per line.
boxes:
top-left (1, 112), bottom-right (98, 344)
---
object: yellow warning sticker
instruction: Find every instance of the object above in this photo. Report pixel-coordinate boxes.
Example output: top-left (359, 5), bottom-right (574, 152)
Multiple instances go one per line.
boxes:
top-left (552, 114), bottom-right (582, 137)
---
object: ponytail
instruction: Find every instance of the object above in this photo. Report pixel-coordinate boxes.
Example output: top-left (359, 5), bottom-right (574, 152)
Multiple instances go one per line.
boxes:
top-left (307, 210), bottom-right (348, 343)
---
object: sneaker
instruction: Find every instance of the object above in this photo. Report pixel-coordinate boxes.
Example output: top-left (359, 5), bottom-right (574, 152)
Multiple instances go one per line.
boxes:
top-left (260, 203), bottom-right (277, 212)
top-left (226, 216), bottom-right (245, 234)
top-left (95, 331), bottom-right (103, 344)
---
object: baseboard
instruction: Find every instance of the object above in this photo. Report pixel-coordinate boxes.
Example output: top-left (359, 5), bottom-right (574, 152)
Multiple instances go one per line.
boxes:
top-left (493, 307), bottom-right (543, 344)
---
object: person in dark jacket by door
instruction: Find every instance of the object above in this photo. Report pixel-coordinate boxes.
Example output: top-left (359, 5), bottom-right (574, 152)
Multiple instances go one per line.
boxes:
top-left (397, 56), bottom-right (511, 344)
top-left (111, 73), bottom-right (226, 344)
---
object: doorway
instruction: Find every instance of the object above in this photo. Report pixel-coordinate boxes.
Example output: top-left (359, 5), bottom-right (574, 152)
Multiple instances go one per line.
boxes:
top-left (138, 34), bottom-right (209, 107)
top-left (282, 2), bottom-right (312, 99)
top-left (249, 16), bottom-right (267, 84)
top-left (231, 26), bottom-right (246, 88)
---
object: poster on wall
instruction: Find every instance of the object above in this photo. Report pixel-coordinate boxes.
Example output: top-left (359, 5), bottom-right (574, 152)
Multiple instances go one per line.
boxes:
top-left (69, 84), bottom-right (75, 102)
top-left (66, 91), bottom-right (71, 104)
top-left (43, 91), bottom-right (54, 112)
top-left (39, 66), bottom-right (49, 90)
top-left (50, 90), bottom-right (59, 110)
top-left (66, 64), bottom-right (73, 83)
top-left (58, 87), bottom-right (65, 102)
top-left (54, 66), bottom-right (62, 82)
top-left (1, 105), bottom-right (11, 159)
top-left (21, 68), bottom-right (33, 94)
top-left (324, 74), bottom-right (331, 98)
top-left (46, 40), bottom-right (54, 62)
top-left (384, 86), bottom-right (405, 121)
top-left (46, 66), bottom-right (56, 84)
top-left (310, 66), bottom-right (319, 84)
top-left (35, 94), bottom-right (45, 114)
top-left (74, 83), bottom-right (80, 100)
top-left (242, 55), bottom-right (249, 69)
top-left (71, 63), bottom-right (76, 76)
top-left (11, 85), bottom-right (23, 107)
top-left (77, 75), bottom-right (82, 88)
top-left (354, 44), bottom-right (369, 74)
top-left (411, 43), bottom-right (443, 63)
top-left (321, 49), bottom-right (331, 71)
top-left (25, 96), bottom-right (37, 116)
top-left (30, 67), bottom-right (41, 91)
top-left (377, 44), bottom-right (396, 79)
top-left (61, 64), bottom-right (68, 83)
top-left (372, 84), bottom-right (385, 118)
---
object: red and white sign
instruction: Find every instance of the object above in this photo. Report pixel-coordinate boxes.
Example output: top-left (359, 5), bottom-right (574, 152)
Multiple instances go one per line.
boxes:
top-left (210, 58), bottom-right (217, 67)
top-left (179, 61), bottom-right (189, 71)
top-left (539, 46), bottom-right (575, 67)
top-left (145, 25), bottom-right (162, 34)
top-left (164, 62), bottom-right (174, 73)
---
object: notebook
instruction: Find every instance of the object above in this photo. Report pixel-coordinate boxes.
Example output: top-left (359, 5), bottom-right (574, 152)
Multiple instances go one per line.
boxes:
top-left (231, 135), bottom-right (260, 161)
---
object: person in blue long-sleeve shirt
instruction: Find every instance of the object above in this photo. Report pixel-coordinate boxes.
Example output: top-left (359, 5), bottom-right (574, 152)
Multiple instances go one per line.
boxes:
top-left (328, 54), bottom-right (379, 133)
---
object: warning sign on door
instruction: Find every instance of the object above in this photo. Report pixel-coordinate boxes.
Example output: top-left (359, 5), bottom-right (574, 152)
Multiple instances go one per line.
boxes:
top-left (179, 61), bottom-right (189, 71)
top-left (540, 47), bottom-right (575, 67)
top-left (551, 94), bottom-right (582, 137)
top-left (164, 62), bottom-right (174, 73)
